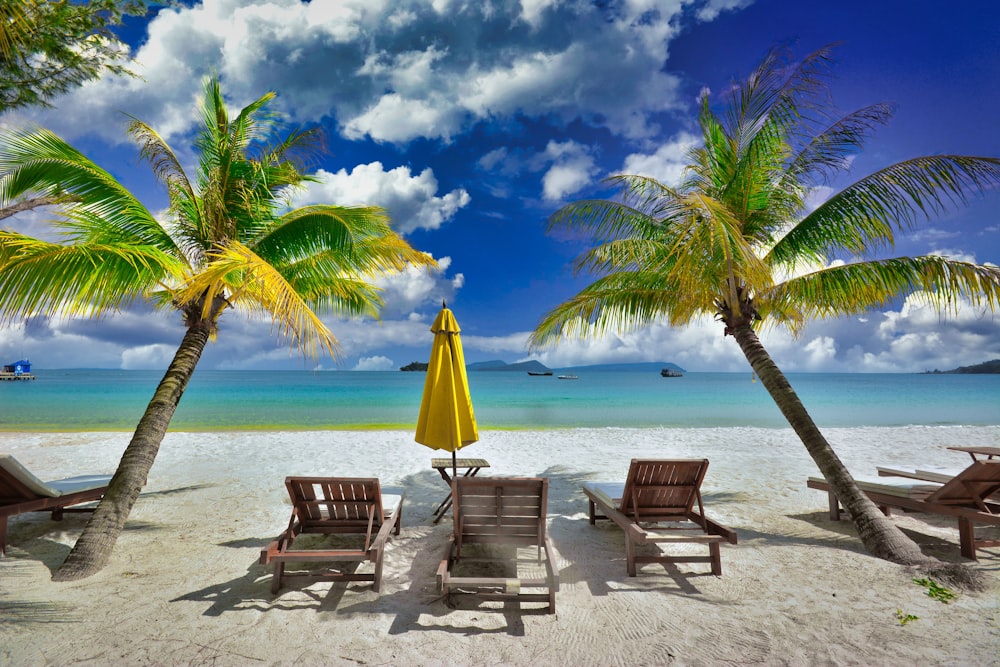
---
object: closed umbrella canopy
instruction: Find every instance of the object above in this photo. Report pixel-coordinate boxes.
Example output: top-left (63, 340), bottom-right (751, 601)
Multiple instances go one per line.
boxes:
top-left (415, 303), bottom-right (479, 468)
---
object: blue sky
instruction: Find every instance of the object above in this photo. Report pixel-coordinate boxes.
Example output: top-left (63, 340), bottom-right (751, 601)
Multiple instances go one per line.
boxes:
top-left (2, 0), bottom-right (999, 373)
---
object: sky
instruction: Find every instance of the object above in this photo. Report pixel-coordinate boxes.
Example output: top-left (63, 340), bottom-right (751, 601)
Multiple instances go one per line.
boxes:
top-left (2, 0), bottom-right (999, 373)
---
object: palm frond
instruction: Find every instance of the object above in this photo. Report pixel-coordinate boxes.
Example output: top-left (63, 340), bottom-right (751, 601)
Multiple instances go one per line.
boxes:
top-left (255, 204), bottom-right (434, 278)
top-left (0, 127), bottom-right (184, 253)
top-left (771, 156), bottom-right (1000, 265)
top-left (787, 103), bottom-right (895, 184)
top-left (175, 241), bottom-right (339, 359)
top-left (0, 231), bottom-right (183, 322)
top-left (766, 256), bottom-right (1000, 320)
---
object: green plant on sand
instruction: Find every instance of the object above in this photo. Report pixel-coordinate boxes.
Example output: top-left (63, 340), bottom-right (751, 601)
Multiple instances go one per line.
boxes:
top-left (913, 578), bottom-right (957, 603)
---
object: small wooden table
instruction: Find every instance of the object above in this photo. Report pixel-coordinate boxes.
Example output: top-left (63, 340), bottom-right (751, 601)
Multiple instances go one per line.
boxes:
top-left (431, 457), bottom-right (490, 523)
top-left (947, 446), bottom-right (1000, 461)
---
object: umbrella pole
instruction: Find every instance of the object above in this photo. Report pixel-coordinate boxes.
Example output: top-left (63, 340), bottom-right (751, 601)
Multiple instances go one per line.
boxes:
top-left (452, 451), bottom-right (457, 481)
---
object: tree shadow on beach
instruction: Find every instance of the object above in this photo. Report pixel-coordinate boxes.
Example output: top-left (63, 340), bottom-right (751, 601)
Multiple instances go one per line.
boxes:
top-left (3, 483), bottom-right (212, 574)
top-left (0, 558), bottom-right (81, 625)
top-left (784, 510), bottom-right (986, 564)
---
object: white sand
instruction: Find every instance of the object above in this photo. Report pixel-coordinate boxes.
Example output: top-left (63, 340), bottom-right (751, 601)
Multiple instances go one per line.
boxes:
top-left (1, 426), bottom-right (998, 666)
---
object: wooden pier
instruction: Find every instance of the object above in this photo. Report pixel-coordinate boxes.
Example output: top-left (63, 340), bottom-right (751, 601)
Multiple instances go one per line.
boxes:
top-left (0, 372), bottom-right (35, 381)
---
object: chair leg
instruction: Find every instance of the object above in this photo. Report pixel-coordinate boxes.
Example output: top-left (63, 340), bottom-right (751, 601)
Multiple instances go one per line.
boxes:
top-left (710, 542), bottom-right (722, 576)
top-left (958, 517), bottom-right (978, 560)
top-left (826, 490), bottom-right (841, 520)
top-left (625, 537), bottom-right (637, 577)
top-left (373, 546), bottom-right (384, 593)
top-left (0, 517), bottom-right (7, 555)
top-left (271, 562), bottom-right (284, 594)
top-left (588, 499), bottom-right (596, 525)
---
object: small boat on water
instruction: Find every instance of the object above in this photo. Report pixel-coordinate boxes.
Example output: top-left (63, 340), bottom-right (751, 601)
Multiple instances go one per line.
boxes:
top-left (527, 371), bottom-right (553, 376)
top-left (660, 368), bottom-right (683, 377)
top-left (557, 374), bottom-right (579, 380)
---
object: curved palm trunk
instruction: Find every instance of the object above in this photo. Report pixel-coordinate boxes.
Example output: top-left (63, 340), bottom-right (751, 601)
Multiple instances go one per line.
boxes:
top-left (53, 322), bottom-right (211, 581)
top-left (728, 322), bottom-right (927, 564)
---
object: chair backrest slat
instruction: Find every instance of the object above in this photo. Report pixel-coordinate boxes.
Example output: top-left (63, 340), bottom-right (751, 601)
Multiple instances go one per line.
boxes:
top-left (285, 477), bottom-right (384, 529)
top-left (619, 459), bottom-right (709, 523)
top-left (454, 477), bottom-right (548, 547)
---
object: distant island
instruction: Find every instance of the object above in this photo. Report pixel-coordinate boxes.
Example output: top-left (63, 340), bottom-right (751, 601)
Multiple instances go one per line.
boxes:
top-left (923, 359), bottom-right (1000, 374)
top-left (399, 361), bottom-right (429, 371)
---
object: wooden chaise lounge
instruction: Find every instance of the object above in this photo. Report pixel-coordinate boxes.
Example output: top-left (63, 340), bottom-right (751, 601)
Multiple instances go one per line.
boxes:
top-left (808, 460), bottom-right (1000, 559)
top-left (260, 477), bottom-right (404, 593)
top-left (0, 454), bottom-right (111, 554)
top-left (436, 476), bottom-right (559, 613)
top-left (582, 458), bottom-right (737, 576)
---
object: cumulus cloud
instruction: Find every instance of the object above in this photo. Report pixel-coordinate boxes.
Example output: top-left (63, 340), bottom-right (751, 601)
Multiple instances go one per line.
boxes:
top-left (464, 290), bottom-right (1000, 374)
top-left (372, 255), bottom-right (464, 318)
top-left (353, 355), bottom-right (396, 371)
top-left (292, 162), bottom-right (470, 234)
top-left (537, 141), bottom-right (599, 201)
top-left (620, 131), bottom-right (700, 186)
top-left (121, 344), bottom-right (178, 370)
top-left (16, 0), bottom-right (687, 145)
top-left (695, 0), bottom-right (756, 21)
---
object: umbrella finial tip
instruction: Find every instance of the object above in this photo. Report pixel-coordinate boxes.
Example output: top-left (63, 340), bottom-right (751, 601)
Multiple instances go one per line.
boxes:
top-left (442, 299), bottom-right (447, 308)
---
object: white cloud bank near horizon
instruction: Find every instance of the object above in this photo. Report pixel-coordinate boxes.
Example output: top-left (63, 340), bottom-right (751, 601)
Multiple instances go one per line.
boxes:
top-left (3, 289), bottom-right (997, 374)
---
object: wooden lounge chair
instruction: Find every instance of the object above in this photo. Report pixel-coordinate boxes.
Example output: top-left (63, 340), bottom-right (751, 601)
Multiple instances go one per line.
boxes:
top-left (260, 477), bottom-right (403, 594)
top-left (876, 465), bottom-right (959, 484)
top-left (0, 454), bottom-right (111, 554)
top-left (436, 476), bottom-right (559, 613)
top-left (808, 460), bottom-right (1000, 559)
top-left (582, 458), bottom-right (737, 577)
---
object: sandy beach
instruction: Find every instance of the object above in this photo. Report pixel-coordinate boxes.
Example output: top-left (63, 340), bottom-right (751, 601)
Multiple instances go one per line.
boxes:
top-left (1, 426), bottom-right (998, 666)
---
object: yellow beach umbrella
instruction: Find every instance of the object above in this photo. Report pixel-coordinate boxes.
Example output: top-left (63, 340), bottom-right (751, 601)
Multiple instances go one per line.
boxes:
top-left (415, 302), bottom-right (479, 478)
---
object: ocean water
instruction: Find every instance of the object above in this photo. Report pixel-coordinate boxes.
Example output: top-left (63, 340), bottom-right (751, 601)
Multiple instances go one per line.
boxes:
top-left (0, 369), bottom-right (997, 431)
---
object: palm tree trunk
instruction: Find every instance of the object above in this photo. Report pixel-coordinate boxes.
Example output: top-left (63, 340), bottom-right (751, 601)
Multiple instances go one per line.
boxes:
top-left (728, 322), bottom-right (928, 564)
top-left (52, 323), bottom-right (211, 581)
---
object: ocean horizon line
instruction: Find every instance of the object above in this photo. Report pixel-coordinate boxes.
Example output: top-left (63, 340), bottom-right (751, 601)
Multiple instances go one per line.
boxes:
top-left (2, 369), bottom-right (997, 431)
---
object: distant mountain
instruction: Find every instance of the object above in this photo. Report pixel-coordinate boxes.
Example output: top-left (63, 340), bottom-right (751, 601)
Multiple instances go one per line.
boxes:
top-left (925, 359), bottom-right (1000, 374)
top-left (466, 359), bottom-right (507, 370)
top-left (467, 359), bottom-right (552, 373)
top-left (556, 362), bottom-right (686, 373)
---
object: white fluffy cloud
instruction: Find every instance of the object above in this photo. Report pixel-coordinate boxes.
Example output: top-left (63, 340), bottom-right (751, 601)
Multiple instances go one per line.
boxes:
top-left (121, 344), bottom-right (178, 370)
top-left (17, 0), bottom-right (688, 145)
top-left (292, 162), bottom-right (470, 234)
top-left (372, 255), bottom-right (464, 318)
top-left (620, 131), bottom-right (700, 186)
top-left (537, 141), bottom-right (599, 201)
top-left (353, 355), bottom-right (396, 371)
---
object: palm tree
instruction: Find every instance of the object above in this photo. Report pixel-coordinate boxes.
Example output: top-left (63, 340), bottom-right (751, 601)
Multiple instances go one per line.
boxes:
top-left (530, 46), bottom-right (1000, 578)
top-left (0, 77), bottom-right (435, 580)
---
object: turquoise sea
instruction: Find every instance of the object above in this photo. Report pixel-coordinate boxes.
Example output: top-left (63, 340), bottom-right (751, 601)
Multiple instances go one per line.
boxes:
top-left (0, 369), bottom-right (997, 431)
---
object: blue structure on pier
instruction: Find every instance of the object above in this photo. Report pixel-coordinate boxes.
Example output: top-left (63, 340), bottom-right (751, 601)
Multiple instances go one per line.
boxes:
top-left (3, 359), bottom-right (31, 376)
